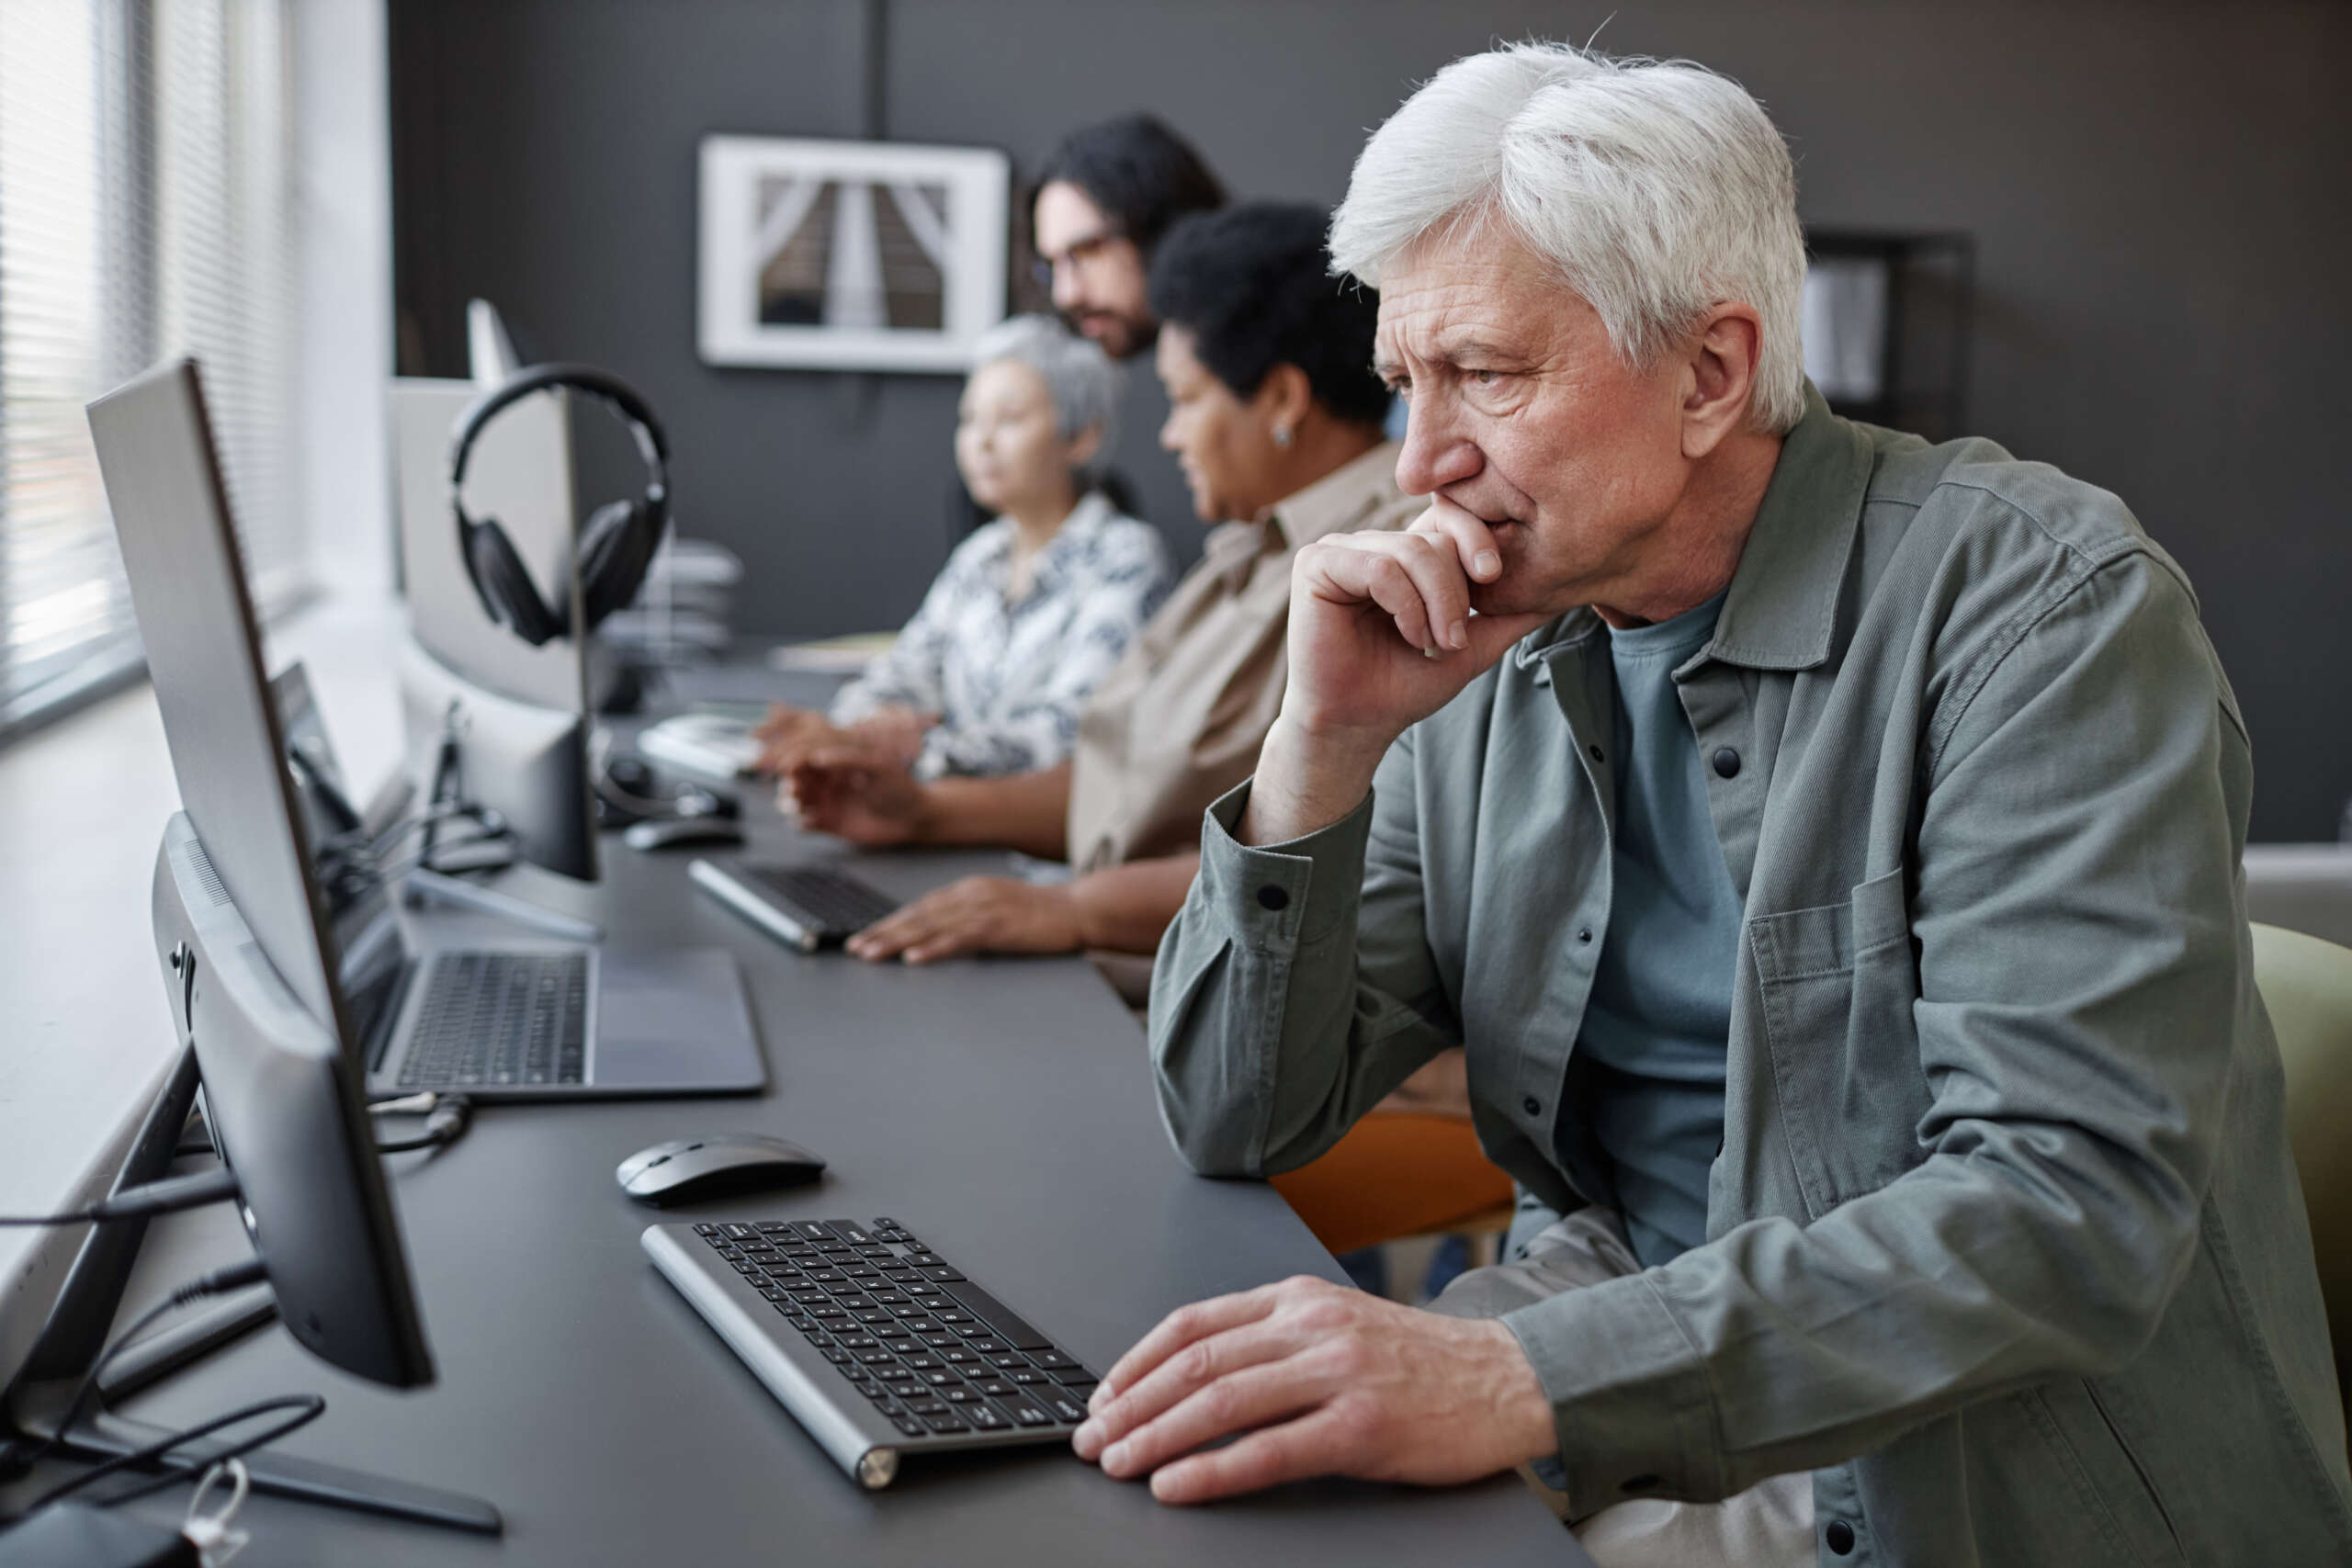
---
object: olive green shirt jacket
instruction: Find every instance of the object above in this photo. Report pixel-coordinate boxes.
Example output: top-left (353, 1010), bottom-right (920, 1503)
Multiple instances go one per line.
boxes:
top-left (1148, 388), bottom-right (2352, 1565)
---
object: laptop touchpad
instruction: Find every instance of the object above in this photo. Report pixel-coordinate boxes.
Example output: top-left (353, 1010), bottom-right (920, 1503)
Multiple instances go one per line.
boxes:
top-left (594, 948), bottom-right (762, 1089)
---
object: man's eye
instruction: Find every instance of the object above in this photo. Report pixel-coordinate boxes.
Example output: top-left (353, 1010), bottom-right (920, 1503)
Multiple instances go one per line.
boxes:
top-left (1469, 368), bottom-right (1501, 388)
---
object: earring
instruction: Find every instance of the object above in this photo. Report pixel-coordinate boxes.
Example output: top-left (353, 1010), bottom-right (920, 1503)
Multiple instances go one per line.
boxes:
top-left (1272, 424), bottom-right (1294, 449)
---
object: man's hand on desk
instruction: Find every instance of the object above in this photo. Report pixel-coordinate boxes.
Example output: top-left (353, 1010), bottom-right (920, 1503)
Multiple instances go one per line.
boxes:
top-left (1071, 1276), bottom-right (1555, 1505)
top-left (845, 876), bottom-right (1080, 964)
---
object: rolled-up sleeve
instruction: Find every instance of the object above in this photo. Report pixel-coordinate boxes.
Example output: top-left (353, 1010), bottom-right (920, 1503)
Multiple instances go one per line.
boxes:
top-left (1148, 731), bottom-right (1457, 1178)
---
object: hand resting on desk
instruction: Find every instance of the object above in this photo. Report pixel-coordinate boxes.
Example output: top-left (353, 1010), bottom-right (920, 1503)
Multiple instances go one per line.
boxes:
top-left (845, 876), bottom-right (1081, 964)
top-left (756, 702), bottom-right (932, 775)
top-left (1071, 1276), bottom-right (1555, 1505)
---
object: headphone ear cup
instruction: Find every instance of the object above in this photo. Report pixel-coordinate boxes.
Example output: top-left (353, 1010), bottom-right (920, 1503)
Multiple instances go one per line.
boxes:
top-left (461, 513), bottom-right (564, 647)
top-left (577, 497), bottom-right (666, 628)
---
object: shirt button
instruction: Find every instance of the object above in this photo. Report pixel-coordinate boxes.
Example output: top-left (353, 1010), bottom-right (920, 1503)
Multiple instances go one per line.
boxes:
top-left (1826, 1519), bottom-right (1856, 1555)
top-left (1256, 885), bottom-right (1288, 911)
top-left (1587, 742), bottom-right (1605, 762)
top-left (1712, 747), bottom-right (1741, 779)
top-left (1577, 928), bottom-right (1593, 944)
top-left (1521, 1095), bottom-right (1541, 1117)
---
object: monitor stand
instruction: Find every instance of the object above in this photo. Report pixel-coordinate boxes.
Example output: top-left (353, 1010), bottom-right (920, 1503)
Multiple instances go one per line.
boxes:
top-left (399, 701), bottom-right (601, 942)
top-left (0, 1041), bottom-right (503, 1536)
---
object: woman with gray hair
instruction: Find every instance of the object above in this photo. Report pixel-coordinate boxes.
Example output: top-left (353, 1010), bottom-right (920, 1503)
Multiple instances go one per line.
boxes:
top-left (761, 313), bottom-right (1170, 779)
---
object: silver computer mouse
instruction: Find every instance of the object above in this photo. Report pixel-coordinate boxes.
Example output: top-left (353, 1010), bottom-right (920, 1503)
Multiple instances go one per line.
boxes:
top-left (616, 1134), bottom-right (827, 1206)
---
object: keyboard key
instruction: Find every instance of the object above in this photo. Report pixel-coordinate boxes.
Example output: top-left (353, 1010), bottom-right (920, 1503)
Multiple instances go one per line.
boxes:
top-left (920, 1370), bottom-right (957, 1387)
top-left (787, 1222), bottom-right (831, 1243)
top-left (891, 1416), bottom-right (927, 1438)
top-left (963, 1337), bottom-right (1010, 1356)
top-left (1000, 1397), bottom-right (1055, 1427)
top-left (974, 1377), bottom-right (1016, 1398)
top-left (967, 1404), bottom-right (1010, 1431)
top-left (1050, 1366), bottom-right (1097, 1387)
top-left (902, 1356), bottom-right (941, 1371)
top-left (944, 1283), bottom-right (1051, 1349)
top-left (921, 1412), bottom-right (969, 1434)
top-left (943, 1387), bottom-right (977, 1404)
top-left (694, 1224), bottom-right (719, 1236)
top-left (1025, 1348), bottom-right (1080, 1372)
top-left (1007, 1369), bottom-right (1046, 1385)
top-left (1036, 1387), bottom-right (1090, 1424)
top-left (723, 1224), bottom-right (760, 1242)
top-left (918, 1265), bottom-right (967, 1283)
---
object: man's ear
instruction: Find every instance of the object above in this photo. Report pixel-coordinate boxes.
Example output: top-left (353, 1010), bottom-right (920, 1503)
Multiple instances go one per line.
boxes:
top-left (1681, 304), bottom-right (1763, 458)
top-left (1255, 362), bottom-right (1316, 440)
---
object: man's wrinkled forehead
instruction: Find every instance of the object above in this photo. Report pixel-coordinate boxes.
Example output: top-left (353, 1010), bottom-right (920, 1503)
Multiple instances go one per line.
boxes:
top-left (1371, 229), bottom-right (1589, 377)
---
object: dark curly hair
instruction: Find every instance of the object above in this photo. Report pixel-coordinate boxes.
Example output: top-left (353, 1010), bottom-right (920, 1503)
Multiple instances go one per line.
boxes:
top-left (1035, 116), bottom-right (1225, 260)
top-left (1147, 203), bottom-right (1389, 431)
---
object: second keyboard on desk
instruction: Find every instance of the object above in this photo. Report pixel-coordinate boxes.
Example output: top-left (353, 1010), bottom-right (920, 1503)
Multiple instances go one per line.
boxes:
top-left (643, 1216), bottom-right (1099, 1489)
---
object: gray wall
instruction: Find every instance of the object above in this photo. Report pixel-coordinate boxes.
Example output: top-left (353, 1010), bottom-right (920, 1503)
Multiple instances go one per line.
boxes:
top-left (388, 0), bottom-right (2352, 840)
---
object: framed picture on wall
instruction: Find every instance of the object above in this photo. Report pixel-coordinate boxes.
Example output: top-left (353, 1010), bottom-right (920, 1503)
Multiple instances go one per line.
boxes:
top-left (697, 135), bottom-right (1010, 373)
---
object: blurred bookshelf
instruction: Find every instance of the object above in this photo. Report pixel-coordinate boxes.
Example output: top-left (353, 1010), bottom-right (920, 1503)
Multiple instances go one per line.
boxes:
top-left (1802, 231), bottom-right (1976, 442)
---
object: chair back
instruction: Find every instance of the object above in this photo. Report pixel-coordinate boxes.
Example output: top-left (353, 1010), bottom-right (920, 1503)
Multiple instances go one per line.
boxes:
top-left (2252, 921), bottom-right (2352, 1409)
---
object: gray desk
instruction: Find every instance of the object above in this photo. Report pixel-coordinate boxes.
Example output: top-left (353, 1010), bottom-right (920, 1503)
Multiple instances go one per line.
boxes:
top-left (4, 669), bottom-right (1579, 1563)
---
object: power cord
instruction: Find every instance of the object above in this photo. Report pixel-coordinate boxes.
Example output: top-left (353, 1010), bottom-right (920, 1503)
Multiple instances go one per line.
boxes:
top-left (0, 1170), bottom-right (242, 1228)
top-left (0, 1259), bottom-right (270, 1489)
top-left (367, 1091), bottom-right (473, 1156)
top-left (24, 1393), bottom-right (322, 1513)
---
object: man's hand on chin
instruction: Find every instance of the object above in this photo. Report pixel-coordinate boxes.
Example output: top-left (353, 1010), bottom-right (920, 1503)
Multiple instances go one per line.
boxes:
top-left (1070, 1276), bottom-right (1555, 1505)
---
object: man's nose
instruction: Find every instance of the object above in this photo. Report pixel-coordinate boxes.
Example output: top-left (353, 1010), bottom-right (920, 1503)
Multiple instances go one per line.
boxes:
top-left (1051, 265), bottom-right (1085, 313)
top-left (1393, 400), bottom-right (1480, 495)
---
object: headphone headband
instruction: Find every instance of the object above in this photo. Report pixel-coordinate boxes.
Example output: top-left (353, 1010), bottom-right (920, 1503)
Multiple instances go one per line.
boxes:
top-left (447, 361), bottom-right (673, 648)
top-left (449, 361), bottom-right (670, 492)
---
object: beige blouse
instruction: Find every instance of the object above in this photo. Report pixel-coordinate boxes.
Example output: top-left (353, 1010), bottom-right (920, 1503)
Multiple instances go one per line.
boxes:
top-left (1065, 442), bottom-right (1417, 874)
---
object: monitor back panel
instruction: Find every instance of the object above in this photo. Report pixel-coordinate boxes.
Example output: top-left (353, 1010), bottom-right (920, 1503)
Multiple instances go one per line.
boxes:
top-left (88, 359), bottom-right (347, 1037)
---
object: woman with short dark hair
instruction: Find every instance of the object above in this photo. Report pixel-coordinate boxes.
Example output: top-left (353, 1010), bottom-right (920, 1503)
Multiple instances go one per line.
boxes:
top-left (782, 202), bottom-right (1417, 967)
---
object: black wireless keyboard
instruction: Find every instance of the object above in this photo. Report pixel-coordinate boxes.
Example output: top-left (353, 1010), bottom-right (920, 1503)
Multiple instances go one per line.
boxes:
top-left (643, 1216), bottom-right (1099, 1488)
top-left (689, 860), bottom-right (900, 953)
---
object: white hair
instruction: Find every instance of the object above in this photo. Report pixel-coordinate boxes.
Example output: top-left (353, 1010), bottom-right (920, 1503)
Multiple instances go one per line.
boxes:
top-left (1329, 41), bottom-right (1807, 434)
top-left (968, 313), bottom-right (1120, 477)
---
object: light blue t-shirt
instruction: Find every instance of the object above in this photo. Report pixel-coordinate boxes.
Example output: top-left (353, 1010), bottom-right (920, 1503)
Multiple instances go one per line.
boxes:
top-left (1558, 590), bottom-right (1738, 1269)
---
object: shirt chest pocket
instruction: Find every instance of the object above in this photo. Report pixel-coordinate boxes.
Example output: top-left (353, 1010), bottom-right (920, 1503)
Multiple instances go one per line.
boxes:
top-left (1747, 866), bottom-right (1932, 1216)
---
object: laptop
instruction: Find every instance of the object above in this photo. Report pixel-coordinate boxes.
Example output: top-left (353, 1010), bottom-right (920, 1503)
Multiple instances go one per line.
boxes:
top-left (90, 357), bottom-right (767, 1102)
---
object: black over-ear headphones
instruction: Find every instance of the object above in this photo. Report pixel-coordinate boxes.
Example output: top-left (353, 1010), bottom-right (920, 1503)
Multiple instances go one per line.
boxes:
top-left (449, 363), bottom-right (672, 647)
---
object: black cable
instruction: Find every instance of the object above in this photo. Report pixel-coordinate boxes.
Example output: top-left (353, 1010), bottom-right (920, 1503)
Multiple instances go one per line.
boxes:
top-left (0, 1168), bottom-right (242, 1226)
top-left (27, 1393), bottom-right (324, 1510)
top-left (371, 1094), bottom-right (473, 1155)
top-left (3, 1259), bottom-right (269, 1485)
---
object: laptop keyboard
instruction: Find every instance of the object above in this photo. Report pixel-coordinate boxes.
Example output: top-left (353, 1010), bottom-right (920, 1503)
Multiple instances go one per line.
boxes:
top-left (694, 1217), bottom-right (1098, 1441)
top-left (400, 951), bottom-right (588, 1087)
top-left (743, 866), bottom-right (899, 939)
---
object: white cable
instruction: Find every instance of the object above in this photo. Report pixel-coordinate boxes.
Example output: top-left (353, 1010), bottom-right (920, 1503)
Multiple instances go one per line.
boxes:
top-left (181, 1457), bottom-right (252, 1565)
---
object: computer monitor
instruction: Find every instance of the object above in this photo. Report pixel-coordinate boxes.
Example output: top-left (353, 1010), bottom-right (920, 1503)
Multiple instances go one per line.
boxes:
top-left (468, 297), bottom-right (525, 387)
top-left (389, 376), bottom-right (600, 881)
top-left (86, 359), bottom-right (433, 1390)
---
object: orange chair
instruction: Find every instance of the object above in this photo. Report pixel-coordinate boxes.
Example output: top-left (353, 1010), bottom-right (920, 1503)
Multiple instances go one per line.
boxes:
top-left (1272, 1110), bottom-right (1515, 1258)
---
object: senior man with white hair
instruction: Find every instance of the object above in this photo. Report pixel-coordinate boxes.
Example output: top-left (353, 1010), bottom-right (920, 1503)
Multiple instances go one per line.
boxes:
top-left (1070, 40), bottom-right (2351, 1567)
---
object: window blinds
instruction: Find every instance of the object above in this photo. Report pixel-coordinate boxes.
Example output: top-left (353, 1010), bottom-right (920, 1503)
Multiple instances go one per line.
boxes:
top-left (0, 0), bottom-right (299, 735)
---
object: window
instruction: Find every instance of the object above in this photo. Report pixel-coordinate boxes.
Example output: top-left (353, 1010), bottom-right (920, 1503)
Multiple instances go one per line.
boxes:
top-left (0, 0), bottom-right (301, 737)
